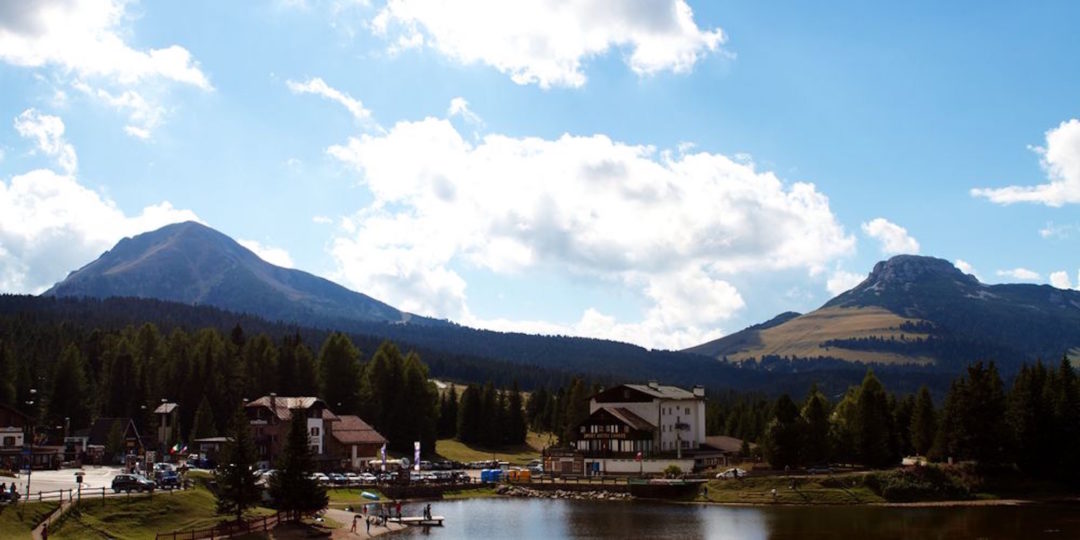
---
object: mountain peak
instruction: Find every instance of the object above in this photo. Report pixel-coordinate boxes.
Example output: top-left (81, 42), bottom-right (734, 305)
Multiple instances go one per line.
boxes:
top-left (45, 221), bottom-right (438, 327)
top-left (864, 255), bottom-right (979, 288)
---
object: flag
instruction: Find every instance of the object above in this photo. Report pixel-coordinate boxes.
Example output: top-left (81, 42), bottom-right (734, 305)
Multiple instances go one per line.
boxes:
top-left (635, 451), bottom-right (642, 462)
top-left (170, 443), bottom-right (180, 454)
top-left (413, 441), bottom-right (420, 472)
top-left (380, 443), bottom-right (387, 472)
top-left (180, 444), bottom-right (188, 454)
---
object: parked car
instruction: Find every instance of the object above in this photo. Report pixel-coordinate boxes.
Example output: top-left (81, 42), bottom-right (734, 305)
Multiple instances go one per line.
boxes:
top-left (112, 473), bottom-right (156, 493)
top-left (157, 471), bottom-right (181, 490)
top-left (715, 467), bottom-right (747, 479)
top-left (328, 473), bottom-right (347, 485)
top-left (358, 472), bottom-right (377, 484)
top-left (309, 472), bottom-right (330, 485)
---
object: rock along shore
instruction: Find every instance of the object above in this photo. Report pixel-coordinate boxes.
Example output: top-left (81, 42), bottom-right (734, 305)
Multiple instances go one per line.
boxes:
top-left (496, 484), bottom-right (632, 501)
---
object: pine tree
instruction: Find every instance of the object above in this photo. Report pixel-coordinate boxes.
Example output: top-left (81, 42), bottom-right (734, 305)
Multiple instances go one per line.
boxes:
top-left (800, 387), bottom-right (830, 466)
top-left (762, 394), bottom-right (803, 469)
top-left (192, 396), bottom-right (216, 440)
top-left (49, 344), bottom-right (90, 429)
top-left (456, 384), bottom-right (482, 444)
top-left (215, 405), bottom-right (261, 523)
top-left (269, 410), bottom-right (328, 513)
top-left (317, 333), bottom-right (363, 414)
top-left (909, 386), bottom-right (936, 456)
top-left (507, 381), bottom-right (528, 445)
top-left (854, 370), bottom-right (894, 468)
top-left (437, 385), bottom-right (459, 439)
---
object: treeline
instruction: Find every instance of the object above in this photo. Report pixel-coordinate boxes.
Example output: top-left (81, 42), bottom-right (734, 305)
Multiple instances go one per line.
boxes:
top-left (746, 358), bottom-right (1080, 485)
top-left (446, 383), bottom-right (528, 448)
top-left (3, 317), bottom-right (440, 454)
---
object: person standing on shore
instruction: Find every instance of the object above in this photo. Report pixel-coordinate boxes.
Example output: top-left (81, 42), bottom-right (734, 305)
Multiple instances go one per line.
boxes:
top-left (350, 515), bottom-right (358, 532)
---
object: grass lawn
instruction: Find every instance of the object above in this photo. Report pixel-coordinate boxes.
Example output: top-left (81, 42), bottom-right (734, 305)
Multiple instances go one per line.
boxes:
top-left (0, 501), bottom-right (59, 539)
top-left (435, 431), bottom-right (552, 466)
top-left (50, 487), bottom-right (275, 540)
top-left (441, 487), bottom-right (498, 500)
top-left (327, 487), bottom-right (385, 506)
top-left (701, 474), bottom-right (884, 505)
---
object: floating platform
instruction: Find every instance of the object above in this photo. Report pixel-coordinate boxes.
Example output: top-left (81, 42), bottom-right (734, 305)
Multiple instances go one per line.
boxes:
top-left (628, 478), bottom-right (706, 499)
top-left (388, 516), bottom-right (445, 527)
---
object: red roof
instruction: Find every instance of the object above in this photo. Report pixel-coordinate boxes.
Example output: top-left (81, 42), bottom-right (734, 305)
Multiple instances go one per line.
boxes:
top-left (245, 396), bottom-right (335, 422)
top-left (330, 415), bottom-right (387, 446)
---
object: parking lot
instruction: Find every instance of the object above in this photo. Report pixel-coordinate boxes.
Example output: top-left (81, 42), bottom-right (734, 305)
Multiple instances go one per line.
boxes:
top-left (1, 465), bottom-right (124, 497)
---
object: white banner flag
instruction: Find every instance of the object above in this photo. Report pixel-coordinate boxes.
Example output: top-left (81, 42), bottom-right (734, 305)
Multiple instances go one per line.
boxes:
top-left (413, 441), bottom-right (421, 472)
top-left (380, 443), bottom-right (387, 472)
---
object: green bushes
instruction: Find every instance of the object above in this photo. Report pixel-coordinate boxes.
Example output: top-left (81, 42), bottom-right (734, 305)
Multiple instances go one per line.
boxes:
top-left (862, 465), bottom-right (974, 502)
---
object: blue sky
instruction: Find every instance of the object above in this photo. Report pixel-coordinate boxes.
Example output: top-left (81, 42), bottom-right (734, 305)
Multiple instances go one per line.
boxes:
top-left (1, 0), bottom-right (1079, 349)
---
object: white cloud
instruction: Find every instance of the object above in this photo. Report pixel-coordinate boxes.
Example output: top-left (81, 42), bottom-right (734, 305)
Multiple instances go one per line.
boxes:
top-left (1039, 221), bottom-right (1077, 239)
top-left (14, 108), bottom-right (77, 174)
top-left (861, 217), bottom-right (920, 255)
top-left (370, 0), bottom-right (727, 88)
top-left (995, 268), bottom-right (1041, 281)
top-left (447, 97), bottom-right (482, 126)
top-left (325, 113), bottom-right (854, 348)
top-left (972, 119), bottom-right (1080, 206)
top-left (826, 270), bottom-right (864, 296)
top-left (71, 81), bottom-right (165, 139)
top-left (954, 259), bottom-right (981, 281)
top-left (1049, 270), bottom-right (1075, 290)
top-left (0, 169), bottom-right (199, 294)
top-left (287, 77), bottom-right (376, 125)
top-left (312, 215), bottom-right (333, 224)
top-left (0, 0), bottom-right (211, 90)
top-left (238, 239), bottom-right (295, 268)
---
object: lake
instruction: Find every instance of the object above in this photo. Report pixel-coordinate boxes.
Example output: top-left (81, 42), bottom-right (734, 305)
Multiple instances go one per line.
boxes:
top-left (392, 498), bottom-right (1080, 539)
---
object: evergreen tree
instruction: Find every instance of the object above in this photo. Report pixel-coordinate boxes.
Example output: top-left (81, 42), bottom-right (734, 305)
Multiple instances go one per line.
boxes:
top-left (480, 382), bottom-right (498, 447)
top-left (401, 352), bottom-right (439, 455)
top-left (216, 406), bottom-right (260, 523)
top-left (762, 394), bottom-right (802, 469)
top-left (105, 419), bottom-right (126, 463)
top-left (506, 381), bottom-right (528, 445)
top-left (437, 385), bottom-right (459, 439)
top-left (800, 387), bottom-right (831, 466)
top-left (192, 396), bottom-right (217, 440)
top-left (561, 378), bottom-right (589, 445)
top-left (48, 344), bottom-right (90, 429)
top-left (317, 333), bottom-right (363, 414)
top-left (0, 340), bottom-right (17, 407)
top-left (269, 410), bottom-right (328, 513)
top-left (909, 386), bottom-right (937, 456)
top-left (853, 370), bottom-right (894, 468)
top-left (1049, 357), bottom-right (1080, 483)
top-left (456, 384), bottom-right (482, 444)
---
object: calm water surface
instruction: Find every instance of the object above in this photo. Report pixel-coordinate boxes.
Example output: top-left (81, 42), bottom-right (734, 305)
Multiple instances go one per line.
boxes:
top-left (393, 498), bottom-right (1080, 539)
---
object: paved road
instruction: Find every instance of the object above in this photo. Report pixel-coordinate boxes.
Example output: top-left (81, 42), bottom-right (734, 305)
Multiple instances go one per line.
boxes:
top-left (1, 465), bottom-right (123, 498)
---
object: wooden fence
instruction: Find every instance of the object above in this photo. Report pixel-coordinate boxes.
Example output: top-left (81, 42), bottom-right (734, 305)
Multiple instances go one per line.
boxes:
top-left (153, 510), bottom-right (299, 540)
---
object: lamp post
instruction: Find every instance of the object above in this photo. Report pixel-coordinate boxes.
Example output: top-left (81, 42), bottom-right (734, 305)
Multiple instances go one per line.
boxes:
top-left (24, 388), bottom-right (36, 500)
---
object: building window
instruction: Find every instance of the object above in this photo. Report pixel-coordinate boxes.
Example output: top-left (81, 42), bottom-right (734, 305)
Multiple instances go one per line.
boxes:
top-left (685, 407), bottom-right (690, 415)
top-left (2, 436), bottom-right (14, 447)
top-left (310, 427), bottom-right (320, 436)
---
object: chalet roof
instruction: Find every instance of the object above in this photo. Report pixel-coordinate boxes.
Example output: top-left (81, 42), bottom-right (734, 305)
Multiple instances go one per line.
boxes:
top-left (605, 407), bottom-right (656, 431)
top-left (245, 396), bottom-right (336, 421)
top-left (330, 415), bottom-right (387, 446)
top-left (621, 384), bottom-right (698, 400)
top-left (0, 402), bottom-right (28, 425)
top-left (88, 417), bottom-right (140, 446)
top-left (704, 435), bottom-right (752, 454)
top-left (154, 402), bottom-right (178, 414)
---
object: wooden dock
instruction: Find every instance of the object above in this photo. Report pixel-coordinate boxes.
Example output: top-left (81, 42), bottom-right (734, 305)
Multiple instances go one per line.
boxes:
top-left (388, 515), bottom-right (445, 527)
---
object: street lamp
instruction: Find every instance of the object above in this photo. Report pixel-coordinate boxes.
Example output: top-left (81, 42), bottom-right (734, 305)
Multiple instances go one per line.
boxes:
top-left (24, 388), bottom-right (37, 500)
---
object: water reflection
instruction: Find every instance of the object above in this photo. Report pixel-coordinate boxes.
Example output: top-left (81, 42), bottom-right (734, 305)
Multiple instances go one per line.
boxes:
top-left (394, 498), bottom-right (1080, 539)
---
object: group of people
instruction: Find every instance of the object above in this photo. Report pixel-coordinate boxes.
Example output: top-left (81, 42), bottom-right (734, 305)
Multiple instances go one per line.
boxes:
top-left (349, 501), bottom-right (435, 536)
top-left (0, 481), bottom-right (19, 502)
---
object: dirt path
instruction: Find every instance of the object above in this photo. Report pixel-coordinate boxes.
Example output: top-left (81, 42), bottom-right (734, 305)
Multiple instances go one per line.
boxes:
top-left (323, 507), bottom-right (406, 538)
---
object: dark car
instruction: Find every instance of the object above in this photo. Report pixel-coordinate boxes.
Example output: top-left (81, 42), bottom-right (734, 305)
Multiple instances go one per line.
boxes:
top-left (156, 471), bottom-right (181, 490)
top-left (112, 473), bottom-right (155, 493)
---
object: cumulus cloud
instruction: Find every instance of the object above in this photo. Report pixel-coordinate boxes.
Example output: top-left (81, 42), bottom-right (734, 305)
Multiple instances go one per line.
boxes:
top-left (287, 77), bottom-right (376, 125)
top-left (238, 239), bottom-right (295, 268)
top-left (0, 0), bottom-right (211, 89)
top-left (996, 268), bottom-right (1041, 281)
top-left (861, 218), bottom-right (920, 255)
top-left (324, 113), bottom-right (854, 348)
top-left (0, 0), bottom-right (210, 138)
top-left (0, 169), bottom-right (199, 293)
top-left (1049, 270), bottom-right (1075, 290)
top-left (447, 97), bottom-right (482, 126)
top-left (826, 270), bottom-right (865, 296)
top-left (13, 108), bottom-right (77, 174)
top-left (1, 110), bottom-right (199, 293)
top-left (370, 0), bottom-right (727, 88)
top-left (972, 119), bottom-right (1080, 206)
top-left (954, 259), bottom-right (981, 281)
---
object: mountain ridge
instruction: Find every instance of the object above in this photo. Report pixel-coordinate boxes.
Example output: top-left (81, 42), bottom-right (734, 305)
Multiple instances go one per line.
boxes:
top-left (45, 221), bottom-right (442, 328)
